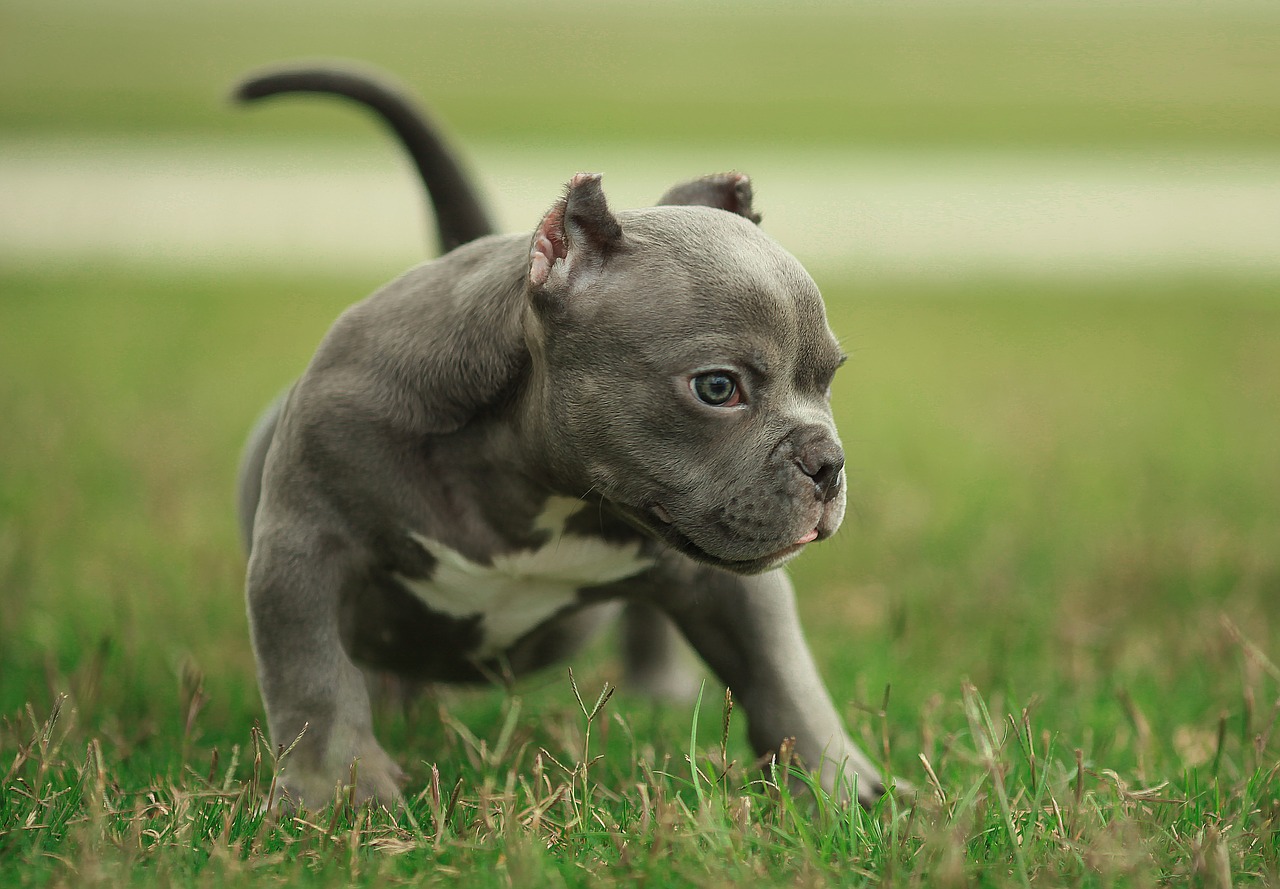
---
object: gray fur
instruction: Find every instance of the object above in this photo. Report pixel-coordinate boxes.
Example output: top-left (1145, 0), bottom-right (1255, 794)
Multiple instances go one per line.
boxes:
top-left (238, 173), bottom-right (888, 809)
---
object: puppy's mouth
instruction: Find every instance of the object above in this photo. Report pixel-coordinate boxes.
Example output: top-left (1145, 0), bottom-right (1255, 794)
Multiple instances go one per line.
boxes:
top-left (628, 502), bottom-right (820, 574)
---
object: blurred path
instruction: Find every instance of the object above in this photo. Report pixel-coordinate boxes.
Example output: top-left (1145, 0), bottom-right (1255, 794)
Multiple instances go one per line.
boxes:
top-left (2, 138), bottom-right (1278, 277)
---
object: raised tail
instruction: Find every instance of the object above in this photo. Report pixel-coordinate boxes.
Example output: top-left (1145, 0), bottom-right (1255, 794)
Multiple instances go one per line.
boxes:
top-left (234, 64), bottom-right (496, 254)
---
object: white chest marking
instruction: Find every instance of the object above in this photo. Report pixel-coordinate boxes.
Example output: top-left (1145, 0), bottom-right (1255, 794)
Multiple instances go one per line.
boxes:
top-left (396, 497), bottom-right (653, 658)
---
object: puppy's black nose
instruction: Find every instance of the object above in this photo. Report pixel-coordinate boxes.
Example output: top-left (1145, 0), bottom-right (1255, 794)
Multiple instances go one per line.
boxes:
top-left (796, 440), bottom-right (844, 502)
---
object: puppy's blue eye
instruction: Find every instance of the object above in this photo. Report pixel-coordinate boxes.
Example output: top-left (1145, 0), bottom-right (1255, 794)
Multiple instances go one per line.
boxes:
top-left (691, 372), bottom-right (741, 407)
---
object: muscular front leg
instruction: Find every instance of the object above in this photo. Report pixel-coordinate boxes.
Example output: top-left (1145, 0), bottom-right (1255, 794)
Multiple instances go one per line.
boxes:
top-left (246, 521), bottom-right (404, 810)
top-left (652, 564), bottom-right (887, 806)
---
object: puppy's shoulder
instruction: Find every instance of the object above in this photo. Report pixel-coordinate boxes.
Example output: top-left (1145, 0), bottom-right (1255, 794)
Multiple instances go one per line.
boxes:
top-left (297, 234), bottom-right (532, 436)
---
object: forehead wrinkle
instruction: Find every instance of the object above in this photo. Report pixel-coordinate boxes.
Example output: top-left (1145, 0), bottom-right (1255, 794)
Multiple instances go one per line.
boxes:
top-left (587, 205), bottom-right (833, 361)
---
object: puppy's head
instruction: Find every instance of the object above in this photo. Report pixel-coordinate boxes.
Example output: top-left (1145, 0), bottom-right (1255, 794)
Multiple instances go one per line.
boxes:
top-left (525, 173), bottom-right (845, 575)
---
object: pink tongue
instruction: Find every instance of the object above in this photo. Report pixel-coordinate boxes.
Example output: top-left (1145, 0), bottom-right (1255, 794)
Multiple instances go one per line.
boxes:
top-left (796, 529), bottom-right (819, 545)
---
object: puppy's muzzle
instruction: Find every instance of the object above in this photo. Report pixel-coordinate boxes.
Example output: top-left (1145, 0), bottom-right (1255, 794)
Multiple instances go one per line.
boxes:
top-left (793, 429), bottom-right (844, 503)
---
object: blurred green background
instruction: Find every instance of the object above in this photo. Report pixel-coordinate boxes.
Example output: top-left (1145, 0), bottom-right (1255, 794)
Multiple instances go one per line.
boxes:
top-left (1, 0), bottom-right (1278, 826)
top-left (3, 0), bottom-right (1278, 147)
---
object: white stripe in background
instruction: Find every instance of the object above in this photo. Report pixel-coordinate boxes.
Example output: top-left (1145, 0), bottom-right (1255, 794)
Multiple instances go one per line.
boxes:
top-left (2, 138), bottom-right (1278, 276)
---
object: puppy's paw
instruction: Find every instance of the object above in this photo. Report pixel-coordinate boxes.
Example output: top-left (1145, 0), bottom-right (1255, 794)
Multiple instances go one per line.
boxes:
top-left (272, 736), bottom-right (406, 812)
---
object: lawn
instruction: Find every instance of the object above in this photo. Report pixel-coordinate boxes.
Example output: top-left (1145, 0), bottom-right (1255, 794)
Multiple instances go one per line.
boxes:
top-left (2, 1), bottom-right (1278, 886)
top-left (3, 264), bottom-right (1276, 886)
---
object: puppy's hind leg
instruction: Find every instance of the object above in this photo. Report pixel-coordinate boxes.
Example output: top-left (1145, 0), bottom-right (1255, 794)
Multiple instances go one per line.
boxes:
top-left (236, 391), bottom-right (287, 553)
top-left (621, 601), bottom-right (701, 702)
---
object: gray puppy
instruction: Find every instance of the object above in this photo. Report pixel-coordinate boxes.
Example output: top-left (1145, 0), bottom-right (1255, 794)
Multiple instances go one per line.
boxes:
top-left (235, 66), bottom-right (888, 809)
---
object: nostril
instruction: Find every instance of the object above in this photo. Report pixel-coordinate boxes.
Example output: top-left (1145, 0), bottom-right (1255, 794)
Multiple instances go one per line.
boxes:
top-left (796, 452), bottom-right (845, 502)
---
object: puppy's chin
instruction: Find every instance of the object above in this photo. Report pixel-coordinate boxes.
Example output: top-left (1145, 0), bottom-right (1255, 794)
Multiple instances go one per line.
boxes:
top-left (613, 501), bottom-right (832, 576)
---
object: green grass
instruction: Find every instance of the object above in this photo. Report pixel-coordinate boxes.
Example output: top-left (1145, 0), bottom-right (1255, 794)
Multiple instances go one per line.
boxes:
top-left (2, 263), bottom-right (1277, 886)
top-left (3, 0), bottom-right (1279, 883)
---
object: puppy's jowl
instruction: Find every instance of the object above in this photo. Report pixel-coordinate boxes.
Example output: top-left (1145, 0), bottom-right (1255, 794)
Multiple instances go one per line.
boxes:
top-left (235, 65), bottom-right (890, 809)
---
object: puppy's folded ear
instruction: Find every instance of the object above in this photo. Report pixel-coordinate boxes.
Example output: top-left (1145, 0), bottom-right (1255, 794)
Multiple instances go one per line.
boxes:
top-left (529, 173), bottom-right (624, 293)
top-left (656, 172), bottom-right (762, 224)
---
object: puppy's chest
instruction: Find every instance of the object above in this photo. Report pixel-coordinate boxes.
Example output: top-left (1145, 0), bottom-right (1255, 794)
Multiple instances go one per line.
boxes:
top-left (394, 497), bottom-right (653, 658)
